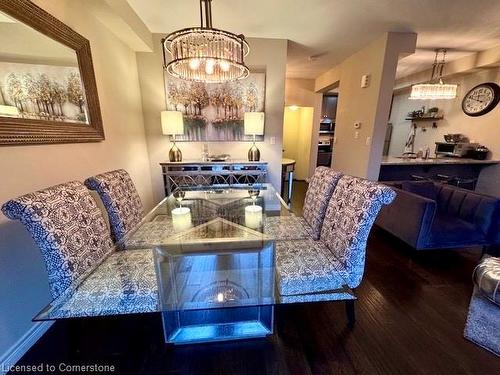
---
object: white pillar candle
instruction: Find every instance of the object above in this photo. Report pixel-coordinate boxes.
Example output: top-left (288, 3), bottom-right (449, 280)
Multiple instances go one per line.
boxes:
top-left (245, 205), bottom-right (263, 230)
top-left (171, 207), bottom-right (192, 231)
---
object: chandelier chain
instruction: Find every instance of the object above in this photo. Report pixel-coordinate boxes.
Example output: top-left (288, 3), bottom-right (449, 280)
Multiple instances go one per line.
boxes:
top-left (410, 48), bottom-right (457, 100)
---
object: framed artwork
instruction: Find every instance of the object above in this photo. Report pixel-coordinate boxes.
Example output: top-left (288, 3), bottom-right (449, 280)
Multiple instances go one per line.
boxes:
top-left (164, 72), bottom-right (266, 141)
top-left (0, 62), bottom-right (88, 124)
top-left (0, 0), bottom-right (103, 145)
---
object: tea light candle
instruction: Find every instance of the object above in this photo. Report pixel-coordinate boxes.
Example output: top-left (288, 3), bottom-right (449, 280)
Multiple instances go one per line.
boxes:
top-left (245, 205), bottom-right (263, 229)
top-left (171, 207), bottom-right (192, 231)
top-left (217, 293), bottom-right (224, 303)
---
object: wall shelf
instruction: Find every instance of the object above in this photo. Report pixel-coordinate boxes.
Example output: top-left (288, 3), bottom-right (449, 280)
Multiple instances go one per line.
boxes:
top-left (405, 116), bottom-right (443, 121)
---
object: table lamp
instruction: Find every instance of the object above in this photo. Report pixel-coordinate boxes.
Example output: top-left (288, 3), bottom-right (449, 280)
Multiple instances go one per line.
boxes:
top-left (244, 112), bottom-right (265, 161)
top-left (161, 110), bottom-right (184, 162)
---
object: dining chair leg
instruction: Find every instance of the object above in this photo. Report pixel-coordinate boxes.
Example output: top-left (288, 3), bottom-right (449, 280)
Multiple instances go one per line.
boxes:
top-left (345, 300), bottom-right (356, 327)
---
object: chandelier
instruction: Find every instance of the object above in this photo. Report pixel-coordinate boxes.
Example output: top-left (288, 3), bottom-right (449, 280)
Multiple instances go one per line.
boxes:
top-left (162, 0), bottom-right (250, 83)
top-left (409, 49), bottom-right (457, 100)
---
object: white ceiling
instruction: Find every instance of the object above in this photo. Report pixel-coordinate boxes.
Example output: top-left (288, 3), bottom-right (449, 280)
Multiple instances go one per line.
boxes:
top-left (127, 0), bottom-right (500, 79)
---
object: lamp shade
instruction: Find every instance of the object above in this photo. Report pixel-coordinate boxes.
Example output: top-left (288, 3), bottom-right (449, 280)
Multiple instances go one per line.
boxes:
top-left (0, 105), bottom-right (19, 117)
top-left (244, 112), bottom-right (265, 136)
top-left (161, 111), bottom-right (184, 135)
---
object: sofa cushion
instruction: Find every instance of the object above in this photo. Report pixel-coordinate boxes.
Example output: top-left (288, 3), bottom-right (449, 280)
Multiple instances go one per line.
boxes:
top-left (429, 214), bottom-right (487, 248)
top-left (460, 194), bottom-right (483, 222)
top-left (448, 190), bottom-right (467, 216)
top-left (472, 199), bottom-right (497, 236)
top-left (436, 185), bottom-right (454, 212)
top-left (435, 186), bottom-right (498, 236)
top-left (401, 181), bottom-right (438, 201)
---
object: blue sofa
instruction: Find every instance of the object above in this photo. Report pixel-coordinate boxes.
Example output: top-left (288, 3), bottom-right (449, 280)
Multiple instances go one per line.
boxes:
top-left (376, 181), bottom-right (500, 250)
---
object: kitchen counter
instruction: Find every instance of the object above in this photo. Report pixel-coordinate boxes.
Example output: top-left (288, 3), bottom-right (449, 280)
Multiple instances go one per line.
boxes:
top-left (282, 158), bottom-right (296, 166)
top-left (381, 156), bottom-right (500, 166)
top-left (379, 156), bottom-right (499, 183)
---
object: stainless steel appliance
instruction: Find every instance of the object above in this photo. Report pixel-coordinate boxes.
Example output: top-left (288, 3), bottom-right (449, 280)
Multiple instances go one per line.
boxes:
top-left (319, 118), bottom-right (335, 134)
top-left (435, 142), bottom-right (478, 158)
top-left (317, 139), bottom-right (333, 166)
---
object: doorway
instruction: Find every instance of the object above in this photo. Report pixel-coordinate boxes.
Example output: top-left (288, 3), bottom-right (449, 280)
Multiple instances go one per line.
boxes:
top-left (283, 106), bottom-right (314, 180)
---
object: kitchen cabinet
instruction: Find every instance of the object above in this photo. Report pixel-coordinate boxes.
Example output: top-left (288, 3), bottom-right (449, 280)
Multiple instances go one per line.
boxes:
top-left (322, 95), bottom-right (338, 120)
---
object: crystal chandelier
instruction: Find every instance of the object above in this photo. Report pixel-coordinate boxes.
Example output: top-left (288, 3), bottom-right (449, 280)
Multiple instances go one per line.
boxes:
top-left (409, 49), bottom-right (457, 100)
top-left (162, 0), bottom-right (249, 83)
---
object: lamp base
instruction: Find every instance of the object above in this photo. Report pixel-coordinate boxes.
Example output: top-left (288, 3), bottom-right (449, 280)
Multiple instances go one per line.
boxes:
top-left (169, 143), bottom-right (182, 162)
top-left (248, 143), bottom-right (260, 162)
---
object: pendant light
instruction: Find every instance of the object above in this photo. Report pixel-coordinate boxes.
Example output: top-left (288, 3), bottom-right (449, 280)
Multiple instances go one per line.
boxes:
top-left (409, 49), bottom-right (457, 100)
top-left (162, 0), bottom-right (250, 83)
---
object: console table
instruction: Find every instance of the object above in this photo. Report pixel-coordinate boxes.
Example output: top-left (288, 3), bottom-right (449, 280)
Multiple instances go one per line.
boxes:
top-left (160, 160), bottom-right (268, 196)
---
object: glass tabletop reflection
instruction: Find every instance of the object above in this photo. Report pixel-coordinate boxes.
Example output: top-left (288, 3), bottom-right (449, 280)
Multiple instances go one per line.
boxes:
top-left (120, 184), bottom-right (286, 250)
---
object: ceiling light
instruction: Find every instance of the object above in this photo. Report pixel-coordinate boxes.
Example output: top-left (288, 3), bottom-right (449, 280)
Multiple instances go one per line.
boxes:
top-left (162, 0), bottom-right (250, 83)
top-left (189, 58), bottom-right (200, 70)
top-left (205, 59), bottom-right (215, 75)
top-left (288, 105), bottom-right (299, 111)
top-left (219, 60), bottom-right (230, 72)
top-left (409, 49), bottom-right (457, 100)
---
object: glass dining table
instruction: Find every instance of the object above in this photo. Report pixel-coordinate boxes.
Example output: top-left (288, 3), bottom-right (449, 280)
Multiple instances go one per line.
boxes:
top-left (34, 184), bottom-right (353, 345)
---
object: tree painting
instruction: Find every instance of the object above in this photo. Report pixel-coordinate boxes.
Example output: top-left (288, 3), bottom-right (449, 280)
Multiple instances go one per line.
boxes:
top-left (244, 82), bottom-right (258, 112)
top-left (7, 73), bottom-right (24, 112)
top-left (67, 72), bottom-right (85, 114)
top-left (0, 61), bottom-right (87, 124)
top-left (165, 72), bottom-right (265, 141)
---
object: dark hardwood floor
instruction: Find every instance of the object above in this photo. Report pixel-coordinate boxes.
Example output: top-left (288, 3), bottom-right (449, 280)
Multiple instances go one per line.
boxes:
top-left (14, 181), bottom-right (499, 374)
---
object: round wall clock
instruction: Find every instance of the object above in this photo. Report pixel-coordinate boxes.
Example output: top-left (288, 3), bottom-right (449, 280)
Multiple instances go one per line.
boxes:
top-left (462, 82), bottom-right (500, 117)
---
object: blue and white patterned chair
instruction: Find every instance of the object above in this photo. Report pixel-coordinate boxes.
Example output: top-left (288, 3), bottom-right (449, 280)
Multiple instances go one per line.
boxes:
top-left (264, 167), bottom-right (343, 240)
top-left (1, 181), bottom-right (114, 299)
top-left (84, 169), bottom-right (144, 243)
top-left (276, 175), bottom-right (396, 323)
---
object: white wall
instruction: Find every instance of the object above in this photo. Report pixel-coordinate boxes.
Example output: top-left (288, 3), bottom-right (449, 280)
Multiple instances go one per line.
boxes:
top-left (315, 32), bottom-right (417, 180)
top-left (389, 67), bottom-right (500, 196)
top-left (137, 35), bottom-right (288, 203)
top-left (0, 0), bottom-right (153, 361)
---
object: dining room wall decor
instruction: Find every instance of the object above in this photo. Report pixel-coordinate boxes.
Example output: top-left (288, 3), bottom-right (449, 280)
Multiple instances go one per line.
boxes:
top-left (0, 61), bottom-right (87, 124)
top-left (164, 71), bottom-right (265, 141)
top-left (0, 0), bottom-right (104, 145)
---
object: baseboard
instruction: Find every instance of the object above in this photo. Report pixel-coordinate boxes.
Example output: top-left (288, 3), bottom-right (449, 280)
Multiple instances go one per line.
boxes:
top-left (0, 321), bottom-right (53, 373)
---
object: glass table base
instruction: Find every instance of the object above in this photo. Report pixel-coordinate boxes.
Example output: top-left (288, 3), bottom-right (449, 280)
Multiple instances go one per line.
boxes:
top-left (162, 305), bottom-right (274, 344)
